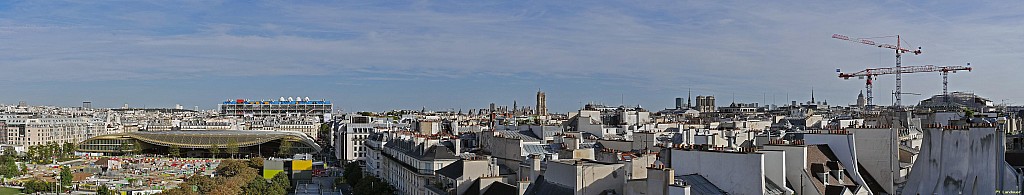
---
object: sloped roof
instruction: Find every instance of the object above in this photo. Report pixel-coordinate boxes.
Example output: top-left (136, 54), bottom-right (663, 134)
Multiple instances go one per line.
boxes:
top-left (383, 139), bottom-right (459, 161)
top-left (482, 181), bottom-right (518, 195)
top-left (523, 175), bottom-right (573, 195)
top-left (806, 145), bottom-right (858, 193)
top-left (764, 177), bottom-right (786, 195)
top-left (678, 174), bottom-right (726, 195)
top-left (523, 144), bottom-right (553, 155)
top-left (465, 179), bottom-right (481, 195)
top-left (436, 160), bottom-right (464, 179)
top-left (496, 130), bottom-right (542, 142)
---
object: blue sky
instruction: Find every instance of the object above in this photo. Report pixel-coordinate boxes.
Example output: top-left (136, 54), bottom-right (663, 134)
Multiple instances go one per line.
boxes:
top-left (1, 1), bottom-right (1022, 112)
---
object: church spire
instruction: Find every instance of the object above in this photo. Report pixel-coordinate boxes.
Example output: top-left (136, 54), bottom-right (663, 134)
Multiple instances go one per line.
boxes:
top-left (687, 88), bottom-right (692, 108)
top-left (811, 87), bottom-right (816, 103)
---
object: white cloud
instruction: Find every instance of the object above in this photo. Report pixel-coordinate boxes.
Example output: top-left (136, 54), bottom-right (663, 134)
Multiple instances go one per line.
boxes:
top-left (1, 1), bottom-right (1023, 105)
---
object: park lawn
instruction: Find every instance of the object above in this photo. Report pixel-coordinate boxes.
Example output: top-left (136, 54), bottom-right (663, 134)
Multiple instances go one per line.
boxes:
top-left (0, 187), bottom-right (23, 194)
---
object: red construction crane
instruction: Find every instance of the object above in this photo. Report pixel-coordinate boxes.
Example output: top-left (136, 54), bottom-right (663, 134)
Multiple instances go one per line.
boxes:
top-left (838, 64), bottom-right (971, 105)
top-left (832, 34), bottom-right (922, 106)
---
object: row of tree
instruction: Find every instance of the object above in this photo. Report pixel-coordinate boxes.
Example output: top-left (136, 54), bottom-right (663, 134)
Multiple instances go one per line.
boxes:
top-left (156, 158), bottom-right (290, 195)
top-left (21, 179), bottom-right (54, 194)
top-left (25, 142), bottom-right (76, 163)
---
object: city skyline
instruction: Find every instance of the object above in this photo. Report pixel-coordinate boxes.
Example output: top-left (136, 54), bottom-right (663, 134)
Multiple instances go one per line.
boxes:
top-left (2, 1), bottom-right (1022, 112)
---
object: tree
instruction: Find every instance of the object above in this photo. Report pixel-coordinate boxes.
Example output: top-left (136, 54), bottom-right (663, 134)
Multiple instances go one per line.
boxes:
top-left (185, 174), bottom-right (217, 194)
top-left (24, 145), bottom-right (37, 162)
top-left (215, 160), bottom-right (251, 178)
top-left (62, 142), bottom-right (76, 158)
top-left (22, 179), bottom-right (52, 193)
top-left (317, 124), bottom-right (332, 142)
top-left (270, 172), bottom-right (290, 194)
top-left (277, 141), bottom-right (292, 157)
top-left (962, 106), bottom-right (976, 121)
top-left (133, 141), bottom-right (144, 154)
top-left (210, 144), bottom-right (221, 158)
top-left (343, 162), bottom-right (363, 186)
top-left (242, 176), bottom-right (268, 194)
top-left (335, 177), bottom-right (345, 186)
top-left (3, 146), bottom-right (16, 157)
top-left (44, 142), bottom-right (58, 160)
top-left (157, 159), bottom-right (265, 195)
top-left (119, 142), bottom-right (132, 156)
top-left (247, 157), bottom-right (264, 170)
top-left (169, 145), bottom-right (181, 158)
top-left (226, 140), bottom-right (239, 159)
top-left (0, 149), bottom-right (20, 178)
top-left (354, 176), bottom-right (394, 195)
top-left (97, 184), bottom-right (111, 195)
top-left (0, 158), bottom-right (18, 178)
top-left (60, 166), bottom-right (72, 189)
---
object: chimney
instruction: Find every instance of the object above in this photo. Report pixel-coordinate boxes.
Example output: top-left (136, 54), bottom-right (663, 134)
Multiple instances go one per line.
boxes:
top-left (531, 154), bottom-right (542, 180)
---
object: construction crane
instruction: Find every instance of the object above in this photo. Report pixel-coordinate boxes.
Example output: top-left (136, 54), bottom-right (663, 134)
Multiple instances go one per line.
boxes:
top-left (832, 34), bottom-right (922, 106)
top-left (838, 64), bottom-right (972, 105)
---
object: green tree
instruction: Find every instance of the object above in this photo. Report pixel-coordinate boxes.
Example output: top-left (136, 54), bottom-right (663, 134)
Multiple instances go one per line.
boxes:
top-left (277, 141), bottom-right (292, 157)
top-left (22, 179), bottom-right (52, 193)
top-left (97, 184), bottom-right (111, 195)
top-left (62, 142), bottom-right (76, 158)
top-left (0, 148), bottom-right (20, 178)
top-left (216, 160), bottom-right (251, 178)
top-left (270, 172), bottom-right (291, 193)
top-left (354, 176), bottom-right (394, 195)
top-left (242, 176), bottom-right (268, 194)
top-left (133, 141), bottom-right (144, 154)
top-left (247, 157), bottom-right (264, 170)
top-left (60, 166), bottom-right (72, 189)
top-left (169, 145), bottom-right (181, 158)
top-left (24, 145), bottom-right (37, 162)
top-left (0, 158), bottom-right (18, 178)
top-left (119, 142), bottom-right (132, 156)
top-left (45, 142), bottom-right (58, 159)
top-left (185, 174), bottom-right (217, 194)
top-left (3, 146), bottom-right (16, 157)
top-left (962, 106), bottom-right (976, 121)
top-left (317, 124), bottom-right (332, 142)
top-left (210, 144), bottom-right (221, 158)
top-left (343, 162), bottom-right (363, 185)
top-left (227, 140), bottom-right (239, 159)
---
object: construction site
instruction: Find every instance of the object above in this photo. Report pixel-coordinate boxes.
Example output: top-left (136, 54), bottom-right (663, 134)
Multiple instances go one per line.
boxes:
top-left (832, 33), bottom-right (1022, 194)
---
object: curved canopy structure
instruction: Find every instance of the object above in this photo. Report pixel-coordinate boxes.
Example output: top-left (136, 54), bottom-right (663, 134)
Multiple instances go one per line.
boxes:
top-left (78, 130), bottom-right (321, 156)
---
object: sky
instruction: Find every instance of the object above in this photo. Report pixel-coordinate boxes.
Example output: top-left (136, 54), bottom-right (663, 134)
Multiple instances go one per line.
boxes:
top-left (1, 1), bottom-right (1022, 113)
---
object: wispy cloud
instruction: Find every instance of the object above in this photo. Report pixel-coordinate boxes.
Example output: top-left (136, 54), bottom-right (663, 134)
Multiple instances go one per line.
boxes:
top-left (0, 1), bottom-right (1022, 110)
